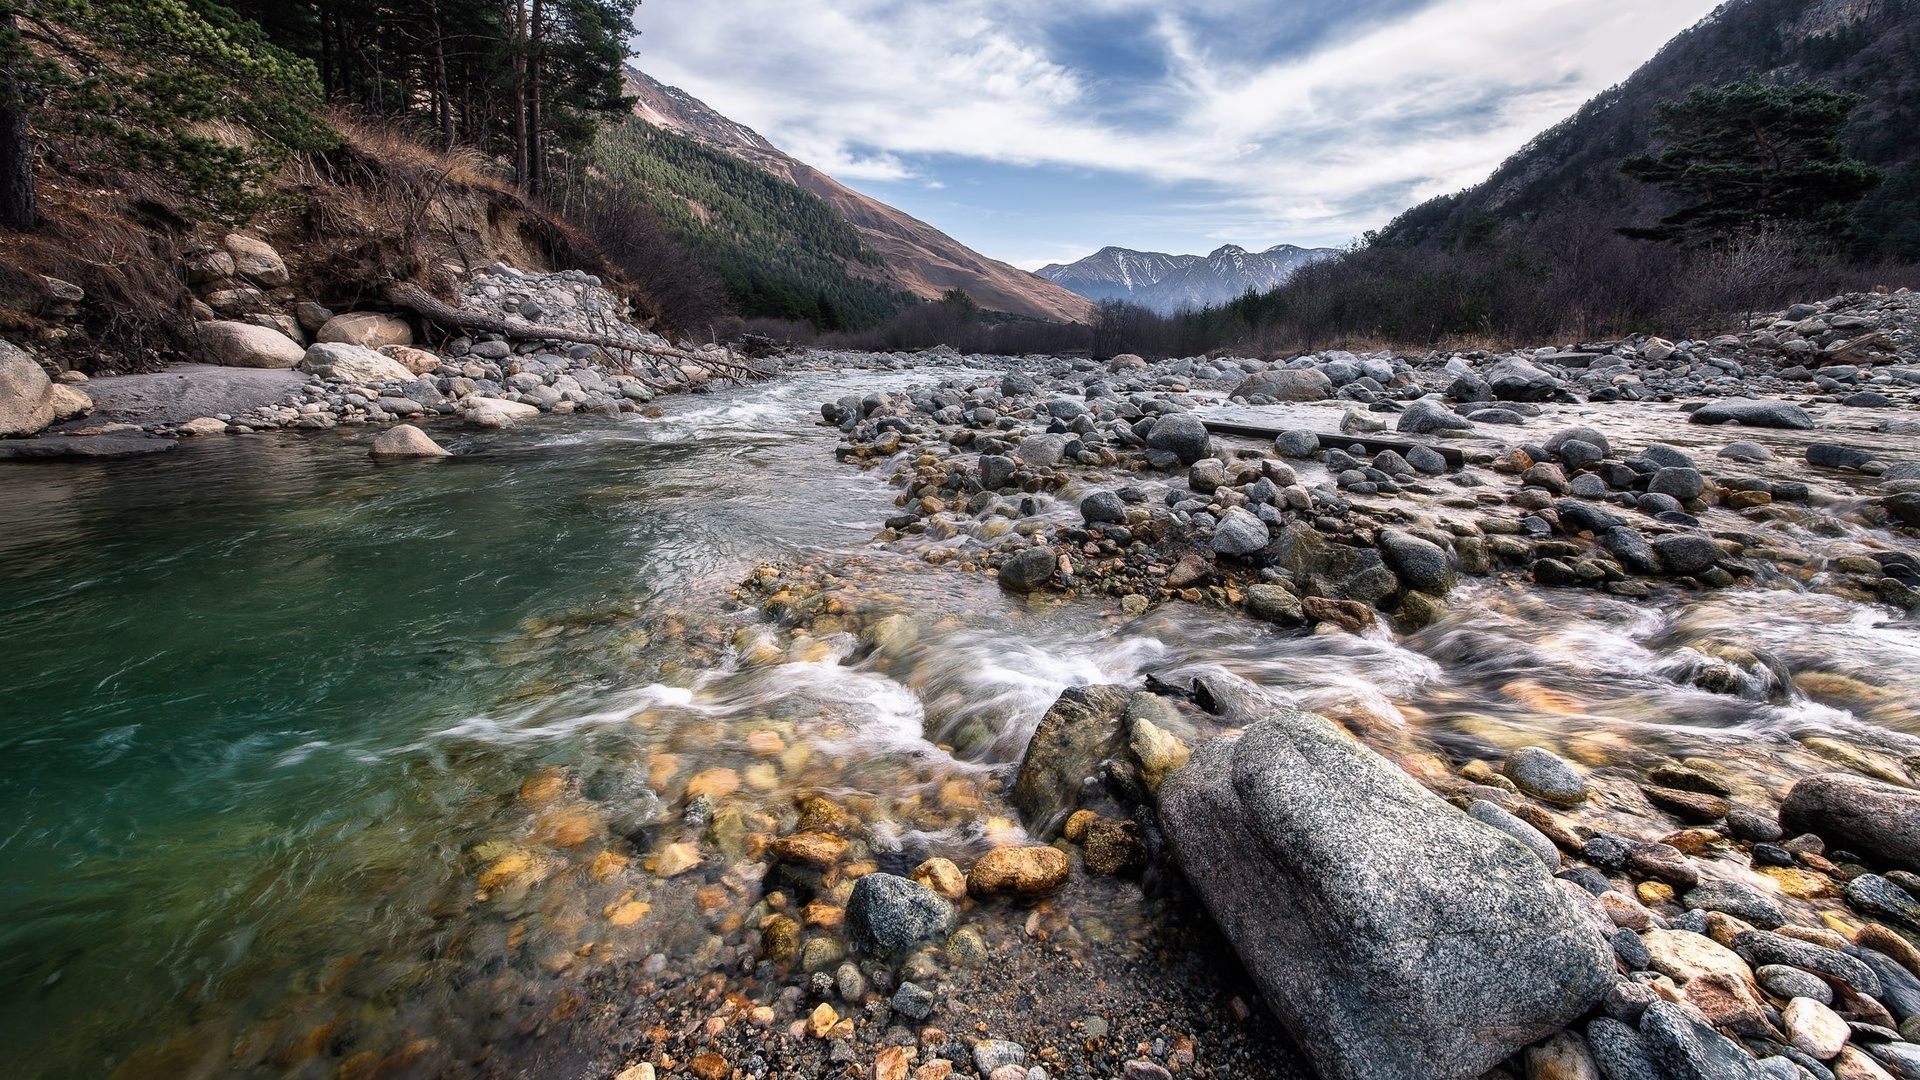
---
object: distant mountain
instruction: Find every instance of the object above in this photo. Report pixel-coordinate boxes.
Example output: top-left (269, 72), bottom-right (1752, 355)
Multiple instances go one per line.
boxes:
top-left (622, 68), bottom-right (1095, 323)
top-left (1037, 244), bottom-right (1337, 314)
top-left (1375, 0), bottom-right (1920, 261)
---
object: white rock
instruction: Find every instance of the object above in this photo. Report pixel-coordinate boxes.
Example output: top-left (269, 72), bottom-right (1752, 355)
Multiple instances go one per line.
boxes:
top-left (179, 416), bottom-right (229, 437)
top-left (197, 320), bottom-right (305, 368)
top-left (0, 340), bottom-right (54, 436)
top-left (223, 234), bottom-right (289, 289)
top-left (379, 344), bottom-right (441, 374)
top-left (46, 383), bottom-right (92, 422)
top-left (317, 312), bottom-right (412, 349)
top-left (466, 397), bottom-right (538, 429)
top-left (301, 342), bottom-right (415, 383)
top-left (1784, 996), bottom-right (1849, 1060)
top-left (368, 423), bottom-right (450, 458)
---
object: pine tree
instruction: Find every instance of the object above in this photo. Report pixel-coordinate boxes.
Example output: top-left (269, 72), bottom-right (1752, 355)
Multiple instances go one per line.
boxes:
top-left (1619, 78), bottom-right (1883, 243)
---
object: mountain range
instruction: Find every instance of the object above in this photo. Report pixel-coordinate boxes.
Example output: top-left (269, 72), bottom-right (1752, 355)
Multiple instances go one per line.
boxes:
top-left (1037, 244), bottom-right (1337, 314)
top-left (622, 68), bottom-right (1094, 323)
top-left (1377, 0), bottom-right (1920, 261)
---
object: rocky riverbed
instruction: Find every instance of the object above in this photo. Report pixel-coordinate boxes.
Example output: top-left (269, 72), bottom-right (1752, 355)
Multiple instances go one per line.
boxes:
top-left (9, 285), bottom-right (1920, 1080)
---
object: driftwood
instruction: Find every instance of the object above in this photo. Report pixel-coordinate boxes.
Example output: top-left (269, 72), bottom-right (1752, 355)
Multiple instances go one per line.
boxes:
top-left (383, 282), bottom-right (770, 382)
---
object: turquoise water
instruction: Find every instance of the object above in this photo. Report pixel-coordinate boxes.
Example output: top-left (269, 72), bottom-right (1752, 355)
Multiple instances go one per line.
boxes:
top-left (0, 373), bottom-right (907, 1077)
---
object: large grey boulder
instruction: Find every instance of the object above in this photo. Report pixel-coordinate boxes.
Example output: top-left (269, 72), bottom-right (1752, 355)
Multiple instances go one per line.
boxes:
top-left (0, 341), bottom-right (55, 436)
top-left (196, 320), bottom-right (305, 369)
top-left (1234, 368), bottom-right (1333, 402)
top-left (1687, 399), bottom-right (1815, 429)
top-left (224, 233), bottom-right (289, 289)
top-left (1485, 357), bottom-right (1562, 402)
top-left (1782, 774), bottom-right (1920, 873)
top-left (1159, 712), bottom-right (1613, 1080)
top-left (301, 342), bottom-right (415, 383)
top-left (1144, 412), bottom-right (1212, 465)
top-left (1271, 523), bottom-right (1399, 604)
top-left (1398, 398), bottom-right (1475, 435)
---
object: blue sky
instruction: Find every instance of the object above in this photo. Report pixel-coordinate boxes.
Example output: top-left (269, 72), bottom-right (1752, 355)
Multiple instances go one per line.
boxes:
top-left (633, 0), bottom-right (1726, 269)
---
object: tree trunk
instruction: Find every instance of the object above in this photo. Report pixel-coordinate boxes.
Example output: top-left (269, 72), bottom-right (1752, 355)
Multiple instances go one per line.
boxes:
top-left (430, 0), bottom-right (454, 150)
top-left (510, 0), bottom-right (529, 189)
top-left (527, 0), bottom-right (544, 196)
top-left (0, 14), bottom-right (35, 232)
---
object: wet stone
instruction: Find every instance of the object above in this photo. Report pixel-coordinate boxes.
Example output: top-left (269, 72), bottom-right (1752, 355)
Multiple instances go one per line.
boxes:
top-left (890, 981), bottom-right (935, 1021)
top-left (1642, 785), bottom-right (1731, 823)
top-left (1505, 746), bottom-right (1589, 807)
top-left (846, 874), bottom-right (957, 956)
top-left (1684, 881), bottom-right (1784, 929)
top-left (1760, 964), bottom-right (1834, 1004)
top-left (1844, 875), bottom-right (1920, 929)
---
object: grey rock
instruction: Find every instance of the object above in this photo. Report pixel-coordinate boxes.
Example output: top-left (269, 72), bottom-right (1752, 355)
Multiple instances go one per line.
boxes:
top-left (1558, 439), bottom-right (1606, 471)
top-left (846, 874), bottom-right (956, 956)
top-left (999, 546), bottom-right (1057, 593)
top-left (1145, 413), bottom-right (1212, 465)
top-left (1235, 368), bottom-right (1333, 402)
top-left (1689, 399), bottom-right (1816, 429)
top-left (1782, 774), bottom-right (1920, 873)
top-left (1211, 507), bottom-right (1271, 557)
top-left (1406, 445), bottom-right (1449, 474)
top-left (1080, 491), bottom-right (1127, 525)
top-left (1613, 928), bottom-right (1652, 970)
top-left (1683, 880), bottom-right (1783, 929)
top-left (1600, 527), bottom-right (1661, 575)
top-left (1857, 948), bottom-right (1920, 1020)
top-left (1639, 999), bottom-right (1772, 1080)
top-left (1398, 399), bottom-right (1475, 435)
top-left (1486, 357), bottom-right (1562, 402)
top-left (1845, 874), bottom-right (1920, 929)
top-left (973, 1039), bottom-right (1028, 1074)
top-left (980, 454), bottom-right (1017, 490)
top-left (1731, 930), bottom-right (1881, 998)
top-left (1586, 1016), bottom-right (1663, 1080)
top-left (890, 981), bottom-right (935, 1020)
top-left (1806, 443), bottom-right (1881, 471)
top-left (1467, 799), bottom-right (1559, 868)
top-left (1274, 429), bottom-right (1322, 457)
top-left (1640, 444), bottom-right (1697, 470)
top-left (1377, 530), bottom-right (1455, 595)
top-left (1648, 467), bottom-right (1706, 501)
top-left (1758, 964), bottom-right (1832, 1004)
top-left (1546, 426), bottom-right (1613, 459)
top-left (1505, 746), bottom-right (1588, 806)
top-left (1245, 583), bottom-right (1305, 625)
top-left (1014, 433), bottom-right (1069, 467)
top-left (1721, 441), bottom-right (1776, 463)
top-left (1270, 523), bottom-right (1400, 604)
top-left (1652, 535), bottom-right (1720, 576)
top-left (1159, 712), bottom-right (1612, 1080)
top-left (1557, 500), bottom-right (1629, 534)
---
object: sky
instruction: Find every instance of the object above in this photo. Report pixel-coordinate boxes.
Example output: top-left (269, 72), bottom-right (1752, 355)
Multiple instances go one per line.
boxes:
top-left (629, 0), bottom-right (1726, 270)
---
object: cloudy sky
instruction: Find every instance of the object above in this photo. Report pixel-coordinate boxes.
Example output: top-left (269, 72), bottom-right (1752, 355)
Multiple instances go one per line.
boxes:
top-left (631, 0), bottom-right (1724, 269)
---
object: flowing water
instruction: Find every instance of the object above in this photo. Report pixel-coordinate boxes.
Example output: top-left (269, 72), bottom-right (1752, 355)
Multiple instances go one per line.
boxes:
top-left (3, 366), bottom-right (1918, 1079)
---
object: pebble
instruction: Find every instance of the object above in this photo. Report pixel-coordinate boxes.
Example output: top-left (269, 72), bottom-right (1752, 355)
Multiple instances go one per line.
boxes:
top-left (1785, 996), bottom-right (1851, 1060)
top-left (967, 847), bottom-right (1069, 897)
top-left (1504, 746), bottom-right (1589, 806)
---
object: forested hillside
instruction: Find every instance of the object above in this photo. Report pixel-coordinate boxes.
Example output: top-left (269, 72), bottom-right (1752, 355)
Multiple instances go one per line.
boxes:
top-left (587, 120), bottom-right (915, 330)
top-left (1378, 0), bottom-right (1920, 261)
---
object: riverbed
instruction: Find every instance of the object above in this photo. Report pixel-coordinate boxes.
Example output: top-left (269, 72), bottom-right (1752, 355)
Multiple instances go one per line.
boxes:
top-left (4, 361), bottom-right (1919, 1079)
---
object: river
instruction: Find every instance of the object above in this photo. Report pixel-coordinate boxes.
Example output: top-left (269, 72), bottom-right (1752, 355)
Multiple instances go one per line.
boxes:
top-left (3, 364), bottom-right (1918, 1079)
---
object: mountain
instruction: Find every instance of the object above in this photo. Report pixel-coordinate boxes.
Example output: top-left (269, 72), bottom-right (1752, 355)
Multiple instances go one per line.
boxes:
top-left (1375, 0), bottom-right (1920, 261)
top-left (1037, 244), bottom-right (1337, 314)
top-left (622, 68), bottom-right (1096, 323)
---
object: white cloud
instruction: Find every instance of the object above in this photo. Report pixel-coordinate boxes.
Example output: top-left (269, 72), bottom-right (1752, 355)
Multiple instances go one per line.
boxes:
top-left (633, 0), bottom-right (1724, 252)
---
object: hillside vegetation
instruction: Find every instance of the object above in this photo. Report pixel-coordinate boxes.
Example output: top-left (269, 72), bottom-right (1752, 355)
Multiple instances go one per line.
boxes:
top-left (585, 119), bottom-right (915, 331)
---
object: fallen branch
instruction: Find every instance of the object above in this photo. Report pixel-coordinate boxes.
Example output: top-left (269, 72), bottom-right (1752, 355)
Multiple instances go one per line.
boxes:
top-left (383, 282), bottom-right (771, 382)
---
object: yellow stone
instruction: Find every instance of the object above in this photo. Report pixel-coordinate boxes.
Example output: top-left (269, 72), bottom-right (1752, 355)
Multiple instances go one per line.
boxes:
top-left (537, 806), bottom-right (600, 848)
top-left (653, 842), bottom-right (702, 878)
top-left (806, 1003), bottom-right (838, 1039)
top-left (519, 769), bottom-right (567, 806)
top-left (589, 851), bottom-right (630, 881)
top-left (1062, 810), bottom-right (1098, 843)
top-left (911, 858), bottom-right (968, 901)
top-left (1757, 865), bottom-right (1839, 899)
top-left (746, 731), bottom-right (786, 756)
top-left (608, 901), bottom-right (651, 927)
top-left (480, 852), bottom-right (533, 891)
top-left (1637, 881), bottom-right (1675, 906)
top-left (743, 763), bottom-right (780, 792)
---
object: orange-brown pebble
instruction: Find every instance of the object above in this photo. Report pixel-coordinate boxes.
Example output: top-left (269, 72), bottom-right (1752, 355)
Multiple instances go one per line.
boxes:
top-left (1062, 810), bottom-right (1098, 843)
top-left (770, 831), bottom-right (849, 867)
top-left (803, 901), bottom-right (845, 928)
top-left (1637, 881), bottom-right (1676, 906)
top-left (652, 842), bottom-right (702, 878)
top-left (913, 1063), bottom-right (954, 1080)
top-left (519, 769), bottom-right (567, 806)
top-left (689, 1053), bottom-right (729, 1080)
top-left (607, 901), bottom-right (650, 927)
top-left (589, 851), bottom-right (630, 881)
top-left (686, 768), bottom-right (741, 800)
top-left (536, 806), bottom-right (598, 848)
top-left (746, 731), bottom-right (786, 756)
top-left (967, 846), bottom-right (1070, 898)
top-left (875, 1045), bottom-right (912, 1080)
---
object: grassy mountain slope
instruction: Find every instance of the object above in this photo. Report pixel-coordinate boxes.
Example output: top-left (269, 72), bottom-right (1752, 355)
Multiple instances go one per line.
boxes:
top-left (588, 119), bottom-right (916, 330)
top-left (1378, 0), bottom-right (1920, 260)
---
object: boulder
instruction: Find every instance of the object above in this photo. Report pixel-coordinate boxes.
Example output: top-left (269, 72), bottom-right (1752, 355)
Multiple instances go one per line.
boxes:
top-left (0, 342), bottom-right (54, 436)
top-left (318, 312), bottom-right (413, 349)
top-left (1210, 507), bottom-right (1270, 557)
top-left (1271, 523), bottom-right (1400, 604)
top-left (1080, 490), bottom-right (1126, 525)
top-left (1398, 398), bottom-right (1476, 435)
top-left (223, 233), bottom-right (289, 289)
top-left (465, 398), bottom-right (539, 429)
top-left (1234, 368), bottom-right (1333, 402)
top-left (301, 342), bottom-right (415, 383)
top-left (380, 344), bottom-right (442, 374)
top-left (1687, 399), bottom-right (1816, 430)
top-left (45, 383), bottom-right (92, 423)
top-left (368, 424), bottom-right (451, 458)
top-left (196, 320), bottom-right (305, 368)
top-left (1782, 774), bottom-right (1920, 873)
top-left (1144, 412), bottom-right (1212, 465)
top-left (1159, 712), bottom-right (1612, 1080)
top-left (1377, 530), bottom-right (1454, 595)
top-left (1485, 357), bottom-right (1562, 402)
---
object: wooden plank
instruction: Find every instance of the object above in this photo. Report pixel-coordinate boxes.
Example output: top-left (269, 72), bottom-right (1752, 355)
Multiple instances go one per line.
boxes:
top-left (1200, 419), bottom-right (1466, 467)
